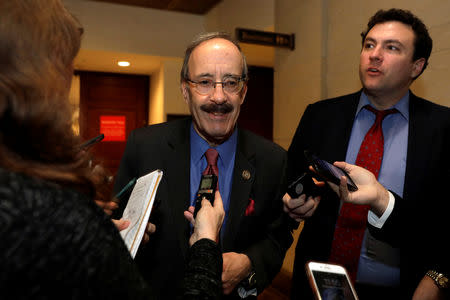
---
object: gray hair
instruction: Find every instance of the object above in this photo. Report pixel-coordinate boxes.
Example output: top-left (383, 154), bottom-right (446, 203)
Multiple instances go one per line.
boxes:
top-left (180, 32), bottom-right (248, 83)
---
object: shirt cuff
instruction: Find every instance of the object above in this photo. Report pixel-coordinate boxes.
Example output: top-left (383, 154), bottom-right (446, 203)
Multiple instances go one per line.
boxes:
top-left (237, 287), bottom-right (257, 298)
top-left (368, 191), bottom-right (395, 228)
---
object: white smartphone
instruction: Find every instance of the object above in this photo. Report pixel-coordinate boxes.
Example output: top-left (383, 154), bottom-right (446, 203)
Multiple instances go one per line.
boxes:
top-left (305, 261), bottom-right (359, 300)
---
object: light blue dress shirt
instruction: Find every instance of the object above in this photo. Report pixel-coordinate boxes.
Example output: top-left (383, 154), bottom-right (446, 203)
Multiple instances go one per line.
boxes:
top-left (345, 91), bottom-right (409, 286)
top-left (189, 124), bottom-right (237, 232)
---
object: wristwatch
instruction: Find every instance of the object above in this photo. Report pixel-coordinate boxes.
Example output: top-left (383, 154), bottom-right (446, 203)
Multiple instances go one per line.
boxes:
top-left (426, 270), bottom-right (449, 289)
top-left (247, 270), bottom-right (257, 288)
top-left (240, 269), bottom-right (257, 290)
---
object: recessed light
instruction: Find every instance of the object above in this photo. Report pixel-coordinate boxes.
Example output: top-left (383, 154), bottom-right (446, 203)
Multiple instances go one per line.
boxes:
top-left (118, 61), bottom-right (130, 67)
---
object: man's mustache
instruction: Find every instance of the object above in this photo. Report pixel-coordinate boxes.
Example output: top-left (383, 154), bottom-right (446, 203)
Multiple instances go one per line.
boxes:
top-left (200, 103), bottom-right (234, 114)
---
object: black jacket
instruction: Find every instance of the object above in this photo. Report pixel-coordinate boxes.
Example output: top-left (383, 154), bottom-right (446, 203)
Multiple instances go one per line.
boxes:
top-left (114, 118), bottom-right (293, 299)
top-left (287, 91), bottom-right (450, 299)
top-left (0, 168), bottom-right (223, 300)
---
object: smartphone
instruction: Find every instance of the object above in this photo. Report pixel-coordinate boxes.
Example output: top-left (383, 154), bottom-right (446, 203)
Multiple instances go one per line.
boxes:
top-left (287, 172), bottom-right (318, 198)
top-left (305, 261), bottom-right (359, 300)
top-left (193, 174), bottom-right (218, 218)
top-left (304, 150), bottom-right (358, 192)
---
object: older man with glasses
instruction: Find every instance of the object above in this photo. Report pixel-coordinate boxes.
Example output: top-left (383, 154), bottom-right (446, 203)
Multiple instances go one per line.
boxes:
top-left (113, 32), bottom-right (293, 300)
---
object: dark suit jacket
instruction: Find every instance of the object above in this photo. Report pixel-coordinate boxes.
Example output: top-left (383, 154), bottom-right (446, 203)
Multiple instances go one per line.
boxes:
top-left (114, 118), bottom-right (293, 299)
top-left (287, 91), bottom-right (450, 299)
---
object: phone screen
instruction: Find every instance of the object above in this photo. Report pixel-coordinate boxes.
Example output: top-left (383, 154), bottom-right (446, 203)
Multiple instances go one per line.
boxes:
top-left (312, 270), bottom-right (357, 300)
top-left (316, 158), bottom-right (348, 180)
top-left (200, 177), bottom-right (213, 190)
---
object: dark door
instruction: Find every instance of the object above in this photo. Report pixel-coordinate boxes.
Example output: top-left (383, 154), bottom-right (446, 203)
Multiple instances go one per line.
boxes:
top-left (79, 71), bottom-right (149, 176)
top-left (238, 66), bottom-right (274, 141)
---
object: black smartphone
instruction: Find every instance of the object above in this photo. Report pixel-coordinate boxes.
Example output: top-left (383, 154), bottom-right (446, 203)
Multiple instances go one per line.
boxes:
top-left (193, 174), bottom-right (218, 218)
top-left (304, 150), bottom-right (358, 192)
top-left (287, 172), bottom-right (318, 198)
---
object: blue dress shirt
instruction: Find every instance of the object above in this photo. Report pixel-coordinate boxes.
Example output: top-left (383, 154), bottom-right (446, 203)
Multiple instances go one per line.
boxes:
top-left (345, 91), bottom-right (409, 286)
top-left (189, 124), bottom-right (237, 232)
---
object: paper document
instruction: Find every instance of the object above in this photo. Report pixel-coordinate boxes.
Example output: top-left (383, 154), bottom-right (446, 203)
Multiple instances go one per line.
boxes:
top-left (120, 169), bottom-right (163, 258)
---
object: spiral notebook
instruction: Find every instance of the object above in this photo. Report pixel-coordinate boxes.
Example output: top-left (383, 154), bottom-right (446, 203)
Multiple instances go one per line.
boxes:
top-left (119, 169), bottom-right (163, 258)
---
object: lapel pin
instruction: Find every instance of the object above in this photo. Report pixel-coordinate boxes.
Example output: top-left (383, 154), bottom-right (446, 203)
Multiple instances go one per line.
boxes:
top-left (242, 170), bottom-right (251, 180)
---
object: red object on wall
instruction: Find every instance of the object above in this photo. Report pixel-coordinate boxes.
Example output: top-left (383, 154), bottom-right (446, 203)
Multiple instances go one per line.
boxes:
top-left (100, 115), bottom-right (126, 141)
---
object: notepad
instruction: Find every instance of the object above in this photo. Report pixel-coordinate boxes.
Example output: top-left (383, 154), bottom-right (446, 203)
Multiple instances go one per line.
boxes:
top-left (119, 169), bottom-right (163, 258)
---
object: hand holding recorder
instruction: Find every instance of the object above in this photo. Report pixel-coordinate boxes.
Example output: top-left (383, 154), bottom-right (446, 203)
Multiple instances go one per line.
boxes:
top-left (284, 150), bottom-right (354, 223)
top-left (283, 158), bottom-right (324, 222)
top-left (193, 174), bottom-right (218, 218)
top-left (184, 190), bottom-right (225, 246)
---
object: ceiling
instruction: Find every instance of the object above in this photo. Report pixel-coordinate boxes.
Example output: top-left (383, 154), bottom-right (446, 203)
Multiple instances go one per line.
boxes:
top-left (90, 0), bottom-right (222, 15)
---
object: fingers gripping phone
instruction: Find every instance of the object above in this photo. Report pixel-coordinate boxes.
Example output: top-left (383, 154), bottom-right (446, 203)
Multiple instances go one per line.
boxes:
top-left (306, 261), bottom-right (359, 300)
top-left (304, 150), bottom-right (358, 192)
top-left (193, 174), bottom-right (218, 218)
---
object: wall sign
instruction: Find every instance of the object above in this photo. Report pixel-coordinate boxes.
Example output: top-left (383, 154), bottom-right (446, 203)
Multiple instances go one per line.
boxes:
top-left (236, 28), bottom-right (295, 50)
top-left (100, 115), bottom-right (126, 142)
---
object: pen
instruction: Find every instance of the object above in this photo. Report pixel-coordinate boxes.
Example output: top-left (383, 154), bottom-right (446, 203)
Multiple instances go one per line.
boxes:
top-left (114, 177), bottom-right (136, 200)
top-left (79, 133), bottom-right (104, 150)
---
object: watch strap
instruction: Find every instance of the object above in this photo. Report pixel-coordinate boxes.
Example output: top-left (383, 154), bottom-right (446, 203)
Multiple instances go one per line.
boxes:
top-left (426, 270), bottom-right (449, 289)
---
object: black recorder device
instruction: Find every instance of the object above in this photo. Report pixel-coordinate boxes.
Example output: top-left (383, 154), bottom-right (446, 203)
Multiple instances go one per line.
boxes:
top-left (287, 172), bottom-right (317, 199)
top-left (193, 174), bottom-right (218, 218)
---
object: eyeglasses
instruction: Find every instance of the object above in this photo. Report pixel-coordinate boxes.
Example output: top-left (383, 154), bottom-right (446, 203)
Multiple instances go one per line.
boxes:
top-left (186, 76), bottom-right (246, 95)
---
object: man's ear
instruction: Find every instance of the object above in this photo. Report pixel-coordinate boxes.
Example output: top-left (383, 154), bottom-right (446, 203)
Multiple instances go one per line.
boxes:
top-left (412, 58), bottom-right (426, 78)
top-left (181, 82), bottom-right (189, 103)
top-left (239, 84), bottom-right (248, 105)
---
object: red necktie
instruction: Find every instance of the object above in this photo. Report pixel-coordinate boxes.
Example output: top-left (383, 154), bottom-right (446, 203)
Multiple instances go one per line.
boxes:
top-left (203, 148), bottom-right (219, 188)
top-left (329, 105), bottom-right (398, 281)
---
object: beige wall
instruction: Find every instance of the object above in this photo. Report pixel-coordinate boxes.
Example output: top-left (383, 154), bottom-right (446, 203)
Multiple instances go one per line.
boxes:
top-left (162, 59), bottom-right (190, 118)
top-left (148, 59), bottom-right (189, 124)
top-left (149, 63), bottom-right (164, 124)
top-left (205, 0), bottom-right (276, 67)
top-left (274, 0), bottom-right (326, 150)
top-left (64, 0), bottom-right (204, 57)
top-left (206, 0), bottom-right (274, 34)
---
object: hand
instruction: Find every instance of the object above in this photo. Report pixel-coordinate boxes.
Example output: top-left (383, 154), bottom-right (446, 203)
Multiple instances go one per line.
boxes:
top-left (184, 190), bottom-right (225, 246)
top-left (222, 252), bottom-right (252, 294)
top-left (142, 222), bottom-right (156, 244)
top-left (329, 161), bottom-right (390, 217)
top-left (112, 218), bottom-right (130, 231)
top-left (111, 219), bottom-right (155, 244)
top-left (412, 275), bottom-right (445, 300)
top-left (95, 199), bottom-right (118, 215)
top-left (282, 192), bottom-right (321, 222)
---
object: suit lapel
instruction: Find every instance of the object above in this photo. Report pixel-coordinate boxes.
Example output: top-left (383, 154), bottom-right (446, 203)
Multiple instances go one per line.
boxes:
top-left (222, 130), bottom-right (255, 251)
top-left (403, 93), bottom-right (429, 200)
top-left (322, 92), bottom-right (360, 161)
top-left (165, 119), bottom-right (192, 257)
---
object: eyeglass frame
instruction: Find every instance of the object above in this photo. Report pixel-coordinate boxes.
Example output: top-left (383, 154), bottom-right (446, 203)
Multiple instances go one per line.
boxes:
top-left (185, 76), bottom-right (247, 95)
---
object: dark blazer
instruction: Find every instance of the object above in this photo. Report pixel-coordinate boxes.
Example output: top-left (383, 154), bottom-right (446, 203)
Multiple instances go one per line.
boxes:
top-left (114, 118), bottom-right (293, 299)
top-left (287, 91), bottom-right (450, 299)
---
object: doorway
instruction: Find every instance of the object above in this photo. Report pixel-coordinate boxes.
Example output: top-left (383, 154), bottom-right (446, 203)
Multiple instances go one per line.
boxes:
top-left (78, 71), bottom-right (149, 176)
top-left (238, 66), bottom-right (274, 141)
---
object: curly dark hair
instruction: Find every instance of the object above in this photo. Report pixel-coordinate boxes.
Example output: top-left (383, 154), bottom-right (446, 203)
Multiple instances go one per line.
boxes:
top-left (0, 0), bottom-right (101, 197)
top-left (361, 8), bottom-right (433, 79)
